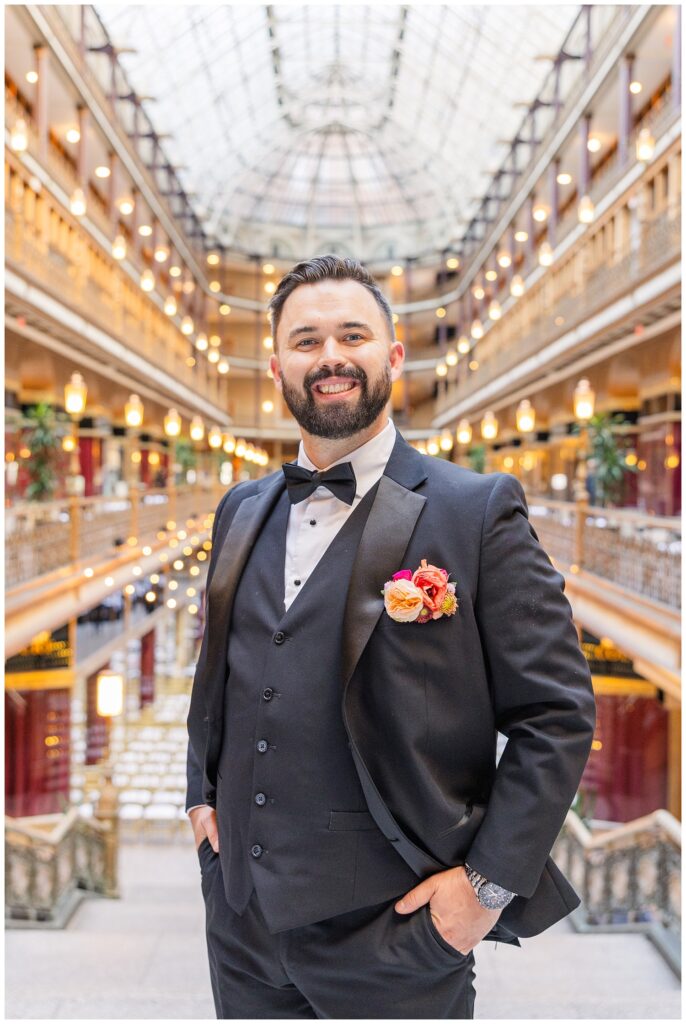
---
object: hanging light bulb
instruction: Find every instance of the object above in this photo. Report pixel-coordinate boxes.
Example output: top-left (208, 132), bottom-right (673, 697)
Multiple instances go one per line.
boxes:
top-left (64, 372), bottom-right (87, 415)
top-left (207, 349), bottom-right (220, 364)
top-left (69, 188), bottom-right (87, 217)
top-left (117, 195), bottom-right (134, 216)
top-left (436, 362), bottom-right (448, 377)
top-left (427, 436), bottom-right (440, 456)
top-left (446, 256), bottom-right (460, 270)
top-left (514, 229), bottom-right (528, 242)
top-left (10, 118), bottom-right (28, 152)
top-left (538, 241), bottom-right (554, 267)
top-left (209, 334), bottom-right (221, 347)
top-left (456, 419), bottom-right (472, 445)
top-left (218, 360), bottom-right (230, 374)
top-left (112, 234), bottom-right (127, 260)
top-left (532, 204), bottom-right (548, 223)
top-left (445, 349), bottom-right (458, 367)
top-left (471, 318), bottom-right (484, 340)
top-left (481, 410), bottom-right (498, 441)
top-left (440, 428), bottom-right (454, 452)
top-left (510, 274), bottom-right (525, 297)
top-left (235, 438), bottom-right (247, 458)
top-left (125, 393), bottom-right (144, 428)
top-left (516, 399), bottom-right (536, 433)
top-left (262, 400), bottom-right (274, 413)
top-left (488, 300), bottom-right (502, 321)
top-left (485, 269), bottom-right (498, 282)
top-left (164, 294), bottom-right (177, 316)
top-left (636, 128), bottom-right (655, 163)
top-left (472, 284), bottom-right (485, 301)
top-left (208, 426), bottom-right (223, 449)
top-left (154, 244), bottom-right (169, 263)
top-left (164, 408), bottom-right (181, 437)
top-left (190, 416), bottom-right (204, 442)
top-left (457, 335), bottom-right (471, 355)
top-left (577, 195), bottom-right (595, 224)
top-left (496, 250), bottom-right (511, 269)
top-left (195, 333), bottom-right (208, 351)
top-left (573, 378), bottom-right (595, 421)
top-left (181, 316), bottom-right (194, 336)
top-left (140, 268), bottom-right (155, 292)
top-left (223, 434), bottom-right (236, 454)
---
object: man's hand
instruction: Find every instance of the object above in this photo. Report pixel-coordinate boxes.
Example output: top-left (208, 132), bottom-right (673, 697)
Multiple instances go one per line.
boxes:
top-left (189, 805), bottom-right (219, 853)
top-left (395, 865), bottom-right (502, 955)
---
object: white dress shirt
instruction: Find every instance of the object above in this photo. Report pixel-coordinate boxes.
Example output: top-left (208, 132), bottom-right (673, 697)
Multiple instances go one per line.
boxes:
top-left (187, 419), bottom-right (396, 816)
top-left (283, 418), bottom-right (396, 610)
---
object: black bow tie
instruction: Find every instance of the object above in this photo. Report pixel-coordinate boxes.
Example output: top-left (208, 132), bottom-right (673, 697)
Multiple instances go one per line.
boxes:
top-left (282, 461), bottom-right (357, 506)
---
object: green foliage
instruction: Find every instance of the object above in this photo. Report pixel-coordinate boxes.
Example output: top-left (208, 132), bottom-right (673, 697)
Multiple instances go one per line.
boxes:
top-left (24, 402), bottom-right (62, 501)
top-left (175, 438), bottom-right (198, 474)
top-left (573, 412), bottom-right (638, 506)
top-left (467, 443), bottom-right (487, 474)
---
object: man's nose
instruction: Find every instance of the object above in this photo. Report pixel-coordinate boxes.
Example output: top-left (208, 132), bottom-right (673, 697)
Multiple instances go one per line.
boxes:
top-left (316, 335), bottom-right (348, 368)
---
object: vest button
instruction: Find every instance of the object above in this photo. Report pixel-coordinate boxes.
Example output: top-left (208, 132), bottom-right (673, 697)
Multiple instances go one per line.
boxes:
top-left (254, 792), bottom-right (267, 806)
top-left (273, 631), bottom-right (285, 644)
top-left (262, 688), bottom-right (273, 701)
top-left (256, 739), bottom-right (268, 753)
top-left (250, 844), bottom-right (263, 858)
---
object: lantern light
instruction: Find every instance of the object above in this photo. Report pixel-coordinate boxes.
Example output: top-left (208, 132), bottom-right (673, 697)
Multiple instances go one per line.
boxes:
top-left (208, 426), bottom-right (223, 449)
top-left (190, 416), bottom-right (204, 442)
top-left (496, 250), bottom-right (511, 269)
top-left (457, 335), bottom-right (471, 355)
top-left (538, 242), bottom-right (554, 267)
top-left (573, 378), bottom-right (595, 422)
top-left (164, 295), bottom-right (177, 316)
top-left (112, 234), bottom-right (127, 260)
top-left (436, 362), bottom-right (448, 377)
top-left (69, 188), bottom-right (87, 217)
top-left (125, 393), bottom-right (144, 428)
top-left (488, 300), bottom-right (501, 321)
top-left (117, 195), bottom-right (134, 216)
top-left (440, 429), bottom-right (454, 452)
top-left (445, 349), bottom-right (458, 367)
top-left (195, 333), bottom-right (208, 351)
top-left (181, 316), bottom-right (194, 336)
top-left (456, 419), bottom-right (472, 445)
top-left (64, 372), bottom-right (87, 415)
top-left (470, 318), bottom-right (484, 340)
top-left (510, 274), bottom-right (525, 298)
top-left (577, 195), bottom-right (595, 224)
top-left (516, 399), bottom-right (536, 433)
top-left (164, 408), bottom-right (181, 437)
top-left (140, 268), bottom-right (155, 292)
top-left (10, 118), bottom-right (28, 152)
top-left (481, 410), bottom-right (498, 441)
top-left (636, 128), bottom-right (655, 163)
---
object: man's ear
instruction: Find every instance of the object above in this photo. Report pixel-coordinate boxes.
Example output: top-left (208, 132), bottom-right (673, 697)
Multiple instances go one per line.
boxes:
top-left (269, 353), bottom-right (283, 391)
top-left (390, 340), bottom-right (405, 382)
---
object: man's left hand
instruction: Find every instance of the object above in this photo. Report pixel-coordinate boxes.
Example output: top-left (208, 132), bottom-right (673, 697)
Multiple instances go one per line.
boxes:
top-left (394, 865), bottom-right (502, 955)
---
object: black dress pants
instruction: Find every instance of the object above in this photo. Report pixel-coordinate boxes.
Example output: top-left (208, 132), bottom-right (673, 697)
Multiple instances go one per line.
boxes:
top-left (198, 838), bottom-right (477, 1019)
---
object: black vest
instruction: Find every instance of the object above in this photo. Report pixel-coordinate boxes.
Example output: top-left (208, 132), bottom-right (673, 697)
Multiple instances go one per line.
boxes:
top-left (216, 484), bottom-right (418, 932)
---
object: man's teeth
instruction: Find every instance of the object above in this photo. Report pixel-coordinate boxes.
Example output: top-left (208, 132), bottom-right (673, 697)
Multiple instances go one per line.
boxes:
top-left (317, 382), bottom-right (356, 394)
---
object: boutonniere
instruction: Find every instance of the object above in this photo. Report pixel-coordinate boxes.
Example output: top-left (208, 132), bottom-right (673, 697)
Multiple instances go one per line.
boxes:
top-left (381, 558), bottom-right (459, 624)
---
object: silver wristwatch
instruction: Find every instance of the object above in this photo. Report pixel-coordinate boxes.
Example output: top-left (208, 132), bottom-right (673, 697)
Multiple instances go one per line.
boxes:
top-left (464, 863), bottom-right (517, 910)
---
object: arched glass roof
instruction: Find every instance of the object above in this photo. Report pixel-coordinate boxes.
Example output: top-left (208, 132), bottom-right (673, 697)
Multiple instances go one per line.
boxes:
top-left (96, 4), bottom-right (580, 260)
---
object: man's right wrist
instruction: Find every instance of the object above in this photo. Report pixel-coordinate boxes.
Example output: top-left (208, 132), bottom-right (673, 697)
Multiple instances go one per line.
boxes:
top-left (187, 804), bottom-right (206, 816)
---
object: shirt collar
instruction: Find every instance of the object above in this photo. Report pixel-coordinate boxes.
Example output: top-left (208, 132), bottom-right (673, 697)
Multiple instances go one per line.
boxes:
top-left (297, 418), bottom-right (396, 499)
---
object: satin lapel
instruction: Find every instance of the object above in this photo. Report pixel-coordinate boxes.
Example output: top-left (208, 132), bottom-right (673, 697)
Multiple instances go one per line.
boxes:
top-left (205, 474), bottom-right (286, 713)
top-left (341, 473), bottom-right (427, 693)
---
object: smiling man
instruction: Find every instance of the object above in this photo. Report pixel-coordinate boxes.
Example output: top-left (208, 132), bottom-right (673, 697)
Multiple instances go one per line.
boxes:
top-left (186, 255), bottom-right (596, 1019)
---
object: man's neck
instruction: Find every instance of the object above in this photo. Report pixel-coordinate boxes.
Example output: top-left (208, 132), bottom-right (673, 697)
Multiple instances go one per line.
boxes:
top-left (300, 414), bottom-right (389, 469)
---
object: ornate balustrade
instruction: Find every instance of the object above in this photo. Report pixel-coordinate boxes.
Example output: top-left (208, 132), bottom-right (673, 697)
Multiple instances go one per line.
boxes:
top-left (553, 808), bottom-right (681, 975)
top-left (5, 784), bottom-right (119, 927)
top-left (527, 496), bottom-right (681, 610)
top-left (5, 483), bottom-right (223, 591)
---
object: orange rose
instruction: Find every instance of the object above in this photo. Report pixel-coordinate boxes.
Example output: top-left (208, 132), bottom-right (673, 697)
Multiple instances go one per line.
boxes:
top-left (411, 558), bottom-right (448, 613)
top-left (384, 579), bottom-right (425, 622)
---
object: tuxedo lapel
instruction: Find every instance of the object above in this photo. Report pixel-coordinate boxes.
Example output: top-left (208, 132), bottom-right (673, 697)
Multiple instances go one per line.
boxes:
top-left (341, 433), bottom-right (428, 693)
top-left (205, 473), bottom-right (285, 713)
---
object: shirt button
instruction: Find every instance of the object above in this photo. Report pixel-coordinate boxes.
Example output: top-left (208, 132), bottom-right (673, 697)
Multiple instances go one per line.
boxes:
top-left (309, 519), bottom-right (316, 526)
top-left (251, 844), bottom-right (263, 858)
top-left (273, 631), bottom-right (285, 644)
top-left (262, 687), bottom-right (273, 701)
top-left (254, 792), bottom-right (267, 806)
top-left (294, 579), bottom-right (301, 586)
top-left (256, 739), bottom-right (268, 753)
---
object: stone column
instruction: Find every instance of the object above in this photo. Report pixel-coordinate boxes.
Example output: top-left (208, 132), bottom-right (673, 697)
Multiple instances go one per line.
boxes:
top-left (618, 54), bottom-right (633, 167)
top-left (34, 45), bottom-right (49, 162)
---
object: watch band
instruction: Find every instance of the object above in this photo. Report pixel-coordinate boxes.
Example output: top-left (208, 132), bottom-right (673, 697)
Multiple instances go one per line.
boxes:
top-left (464, 862), bottom-right (517, 910)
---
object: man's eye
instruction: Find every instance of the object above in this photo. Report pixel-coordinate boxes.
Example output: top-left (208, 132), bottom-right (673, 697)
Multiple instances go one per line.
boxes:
top-left (297, 338), bottom-right (317, 347)
top-left (344, 334), bottom-right (364, 342)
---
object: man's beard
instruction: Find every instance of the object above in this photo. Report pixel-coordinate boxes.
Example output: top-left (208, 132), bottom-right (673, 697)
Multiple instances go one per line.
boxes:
top-left (279, 363), bottom-right (392, 439)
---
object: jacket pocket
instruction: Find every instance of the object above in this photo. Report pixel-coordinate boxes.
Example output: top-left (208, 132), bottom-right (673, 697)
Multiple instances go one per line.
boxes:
top-left (328, 810), bottom-right (379, 831)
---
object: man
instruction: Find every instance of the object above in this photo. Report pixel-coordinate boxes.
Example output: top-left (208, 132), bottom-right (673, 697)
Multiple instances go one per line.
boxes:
top-left (186, 255), bottom-right (596, 1019)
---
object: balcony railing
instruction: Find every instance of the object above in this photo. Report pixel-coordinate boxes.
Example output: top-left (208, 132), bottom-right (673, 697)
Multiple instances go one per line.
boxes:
top-left (553, 808), bottom-right (681, 976)
top-left (527, 496), bottom-right (681, 610)
top-left (5, 483), bottom-right (224, 591)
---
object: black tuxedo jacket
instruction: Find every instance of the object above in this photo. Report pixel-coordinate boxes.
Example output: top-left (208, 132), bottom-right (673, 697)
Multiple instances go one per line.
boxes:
top-left (187, 430), bottom-right (596, 938)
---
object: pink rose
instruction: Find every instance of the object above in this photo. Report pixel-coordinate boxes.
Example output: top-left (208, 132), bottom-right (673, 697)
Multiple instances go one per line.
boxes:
top-left (392, 569), bottom-right (413, 581)
top-left (411, 558), bottom-right (448, 613)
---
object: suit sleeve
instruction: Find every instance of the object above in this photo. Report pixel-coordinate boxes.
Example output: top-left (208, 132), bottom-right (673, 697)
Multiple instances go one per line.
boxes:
top-left (185, 487), bottom-right (233, 812)
top-left (465, 472), bottom-right (596, 897)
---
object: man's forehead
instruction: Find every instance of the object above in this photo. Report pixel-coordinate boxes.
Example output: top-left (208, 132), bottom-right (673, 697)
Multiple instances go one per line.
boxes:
top-left (280, 279), bottom-right (383, 322)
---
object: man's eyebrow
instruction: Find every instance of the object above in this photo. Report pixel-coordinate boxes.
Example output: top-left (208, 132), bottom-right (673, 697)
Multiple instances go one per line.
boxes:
top-left (287, 321), bottom-right (372, 341)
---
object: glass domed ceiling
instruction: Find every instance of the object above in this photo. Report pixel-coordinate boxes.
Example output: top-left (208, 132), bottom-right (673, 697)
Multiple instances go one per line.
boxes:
top-left (96, 4), bottom-right (580, 260)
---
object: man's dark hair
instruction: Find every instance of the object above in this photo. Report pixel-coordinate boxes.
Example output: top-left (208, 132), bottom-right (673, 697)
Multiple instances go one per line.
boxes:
top-left (268, 254), bottom-right (395, 346)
